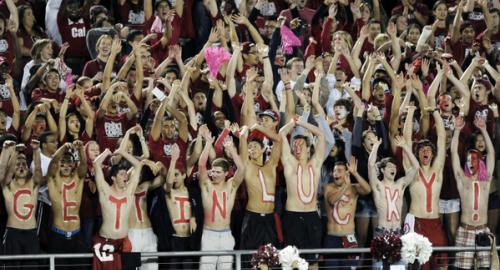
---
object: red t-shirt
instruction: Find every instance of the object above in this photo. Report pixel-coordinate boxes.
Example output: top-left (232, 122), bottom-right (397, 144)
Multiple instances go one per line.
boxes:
top-left (0, 34), bottom-right (15, 66)
top-left (148, 133), bottom-right (187, 168)
top-left (31, 88), bottom-right (65, 103)
top-left (56, 14), bottom-right (90, 59)
top-left (82, 58), bottom-right (107, 78)
top-left (95, 112), bottom-right (130, 151)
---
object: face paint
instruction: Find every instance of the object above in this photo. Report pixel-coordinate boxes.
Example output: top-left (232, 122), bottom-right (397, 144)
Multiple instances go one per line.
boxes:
top-left (293, 139), bottom-right (304, 158)
top-left (438, 95), bottom-right (451, 111)
top-left (466, 151), bottom-right (481, 175)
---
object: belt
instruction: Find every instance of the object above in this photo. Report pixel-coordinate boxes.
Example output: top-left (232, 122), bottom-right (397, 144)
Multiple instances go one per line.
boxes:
top-left (51, 226), bottom-right (81, 238)
top-left (460, 223), bottom-right (487, 230)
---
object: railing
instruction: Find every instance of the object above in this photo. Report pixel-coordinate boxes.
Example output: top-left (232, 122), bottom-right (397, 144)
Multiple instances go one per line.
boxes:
top-left (0, 247), bottom-right (498, 269)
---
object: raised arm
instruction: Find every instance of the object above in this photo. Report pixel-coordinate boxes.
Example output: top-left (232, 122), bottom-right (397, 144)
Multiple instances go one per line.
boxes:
top-left (446, 69), bottom-right (470, 115)
top-left (58, 86), bottom-right (74, 141)
top-left (450, 1), bottom-right (464, 44)
top-left (224, 137), bottom-right (245, 188)
top-left (278, 120), bottom-right (296, 164)
top-left (368, 138), bottom-right (381, 189)
top-left (198, 128), bottom-right (214, 187)
top-left (0, 142), bottom-right (15, 186)
top-left (451, 116), bottom-right (465, 190)
top-left (474, 115), bottom-right (495, 177)
top-left (4, 75), bottom-right (19, 131)
top-left (166, 144), bottom-right (181, 195)
top-left (395, 136), bottom-right (419, 188)
top-left (387, 22), bottom-right (401, 70)
top-left (348, 157), bottom-right (371, 195)
top-left (431, 110), bottom-right (446, 170)
top-left (93, 148), bottom-right (112, 193)
top-left (73, 140), bottom-right (87, 179)
top-left (297, 118), bottom-right (325, 164)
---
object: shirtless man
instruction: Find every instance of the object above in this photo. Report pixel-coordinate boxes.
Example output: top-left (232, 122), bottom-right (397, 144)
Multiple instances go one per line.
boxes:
top-left (198, 131), bottom-right (245, 270)
top-left (278, 118), bottom-right (325, 270)
top-left (403, 108), bottom-right (448, 270)
top-left (46, 140), bottom-right (87, 260)
top-left (239, 124), bottom-right (281, 250)
top-left (92, 146), bottom-right (143, 270)
top-left (165, 144), bottom-right (196, 269)
top-left (0, 140), bottom-right (43, 258)
top-left (368, 136), bottom-right (419, 268)
top-left (452, 116), bottom-right (495, 270)
top-left (126, 128), bottom-right (165, 270)
top-left (324, 158), bottom-right (371, 270)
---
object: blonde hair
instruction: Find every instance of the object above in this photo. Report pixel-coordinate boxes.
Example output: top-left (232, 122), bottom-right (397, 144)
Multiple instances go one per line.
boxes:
top-left (95, 34), bottom-right (112, 53)
top-left (31, 39), bottom-right (52, 61)
top-left (332, 31), bottom-right (354, 50)
top-left (374, 33), bottom-right (390, 50)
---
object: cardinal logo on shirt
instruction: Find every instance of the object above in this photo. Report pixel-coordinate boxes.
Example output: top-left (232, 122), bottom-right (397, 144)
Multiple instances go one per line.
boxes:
top-left (0, 39), bottom-right (8, 53)
top-left (104, 122), bottom-right (123, 138)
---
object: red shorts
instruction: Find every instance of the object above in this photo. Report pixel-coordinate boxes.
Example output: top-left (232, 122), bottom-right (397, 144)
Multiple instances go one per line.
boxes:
top-left (414, 217), bottom-right (449, 270)
top-left (92, 235), bottom-right (132, 270)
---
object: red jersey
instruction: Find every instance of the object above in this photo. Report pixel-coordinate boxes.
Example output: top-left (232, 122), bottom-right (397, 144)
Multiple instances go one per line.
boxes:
top-left (57, 14), bottom-right (89, 59)
top-left (31, 88), bottom-right (65, 103)
top-left (95, 112), bottom-right (130, 151)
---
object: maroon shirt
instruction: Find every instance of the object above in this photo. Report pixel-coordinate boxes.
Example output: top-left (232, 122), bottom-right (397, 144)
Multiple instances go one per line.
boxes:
top-left (95, 112), bottom-right (130, 151)
top-left (148, 133), bottom-right (187, 168)
top-left (0, 34), bottom-right (15, 66)
top-left (57, 14), bottom-right (89, 58)
top-left (82, 58), bottom-right (107, 78)
top-left (31, 88), bottom-right (65, 103)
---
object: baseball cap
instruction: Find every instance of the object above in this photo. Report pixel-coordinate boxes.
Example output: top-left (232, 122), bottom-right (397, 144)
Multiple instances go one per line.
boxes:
top-left (258, 110), bottom-right (279, 121)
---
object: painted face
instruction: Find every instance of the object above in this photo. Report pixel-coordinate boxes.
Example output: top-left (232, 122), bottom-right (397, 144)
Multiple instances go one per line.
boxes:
top-left (332, 164), bottom-right (347, 186)
top-left (112, 169), bottom-right (129, 189)
top-left (292, 138), bottom-right (309, 159)
top-left (334, 105), bottom-right (348, 120)
top-left (439, 95), bottom-right (453, 112)
top-left (418, 146), bottom-right (434, 166)
top-left (382, 162), bottom-right (397, 181)
top-left (466, 151), bottom-right (481, 175)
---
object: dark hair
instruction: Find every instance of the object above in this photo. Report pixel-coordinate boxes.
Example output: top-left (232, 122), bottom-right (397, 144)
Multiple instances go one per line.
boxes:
top-left (379, 157), bottom-right (396, 178)
top-left (470, 131), bottom-right (486, 154)
top-left (292, 135), bottom-right (311, 148)
top-left (109, 163), bottom-right (129, 178)
top-left (249, 137), bottom-right (264, 148)
top-left (415, 139), bottom-right (437, 160)
top-left (212, 158), bottom-right (229, 172)
top-left (333, 161), bottom-right (347, 169)
top-left (490, 8), bottom-right (500, 17)
top-left (127, 29), bottom-right (144, 43)
top-left (432, 0), bottom-right (447, 11)
top-left (38, 131), bottom-right (56, 150)
top-left (163, 67), bottom-right (180, 79)
top-left (333, 98), bottom-right (352, 112)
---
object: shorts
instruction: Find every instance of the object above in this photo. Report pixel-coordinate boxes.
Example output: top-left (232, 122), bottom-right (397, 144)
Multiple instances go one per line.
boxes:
top-left (92, 235), bottom-right (132, 270)
top-left (454, 224), bottom-right (491, 269)
top-left (200, 228), bottom-right (235, 270)
top-left (323, 234), bottom-right (359, 269)
top-left (355, 196), bottom-right (378, 218)
top-left (240, 211), bottom-right (277, 250)
top-left (410, 216), bottom-right (449, 270)
top-left (128, 228), bottom-right (158, 270)
top-left (282, 211), bottom-right (322, 262)
top-left (48, 227), bottom-right (87, 270)
top-left (170, 235), bottom-right (194, 269)
top-left (439, 199), bottom-right (461, 214)
top-left (488, 193), bottom-right (500, 210)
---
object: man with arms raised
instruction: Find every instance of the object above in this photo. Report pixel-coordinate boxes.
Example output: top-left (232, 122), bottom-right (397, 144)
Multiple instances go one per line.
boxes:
top-left (46, 140), bottom-right (87, 267)
top-left (239, 124), bottom-right (281, 250)
top-left (92, 144), bottom-right (143, 269)
top-left (165, 143), bottom-right (197, 269)
top-left (451, 116), bottom-right (495, 270)
top-left (278, 117), bottom-right (325, 270)
top-left (198, 130), bottom-right (245, 270)
top-left (403, 107), bottom-right (448, 270)
top-left (368, 135), bottom-right (420, 268)
top-left (0, 140), bottom-right (43, 260)
top-left (324, 157), bottom-right (371, 269)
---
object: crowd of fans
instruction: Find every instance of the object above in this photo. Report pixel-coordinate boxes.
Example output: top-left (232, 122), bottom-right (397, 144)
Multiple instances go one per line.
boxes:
top-left (0, 0), bottom-right (498, 269)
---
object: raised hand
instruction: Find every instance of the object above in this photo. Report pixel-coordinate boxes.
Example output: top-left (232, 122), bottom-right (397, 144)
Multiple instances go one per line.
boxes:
top-left (171, 144), bottom-right (180, 160)
top-left (347, 157), bottom-right (358, 175)
top-left (394, 135), bottom-right (406, 148)
top-left (473, 115), bottom-right (486, 130)
top-left (73, 140), bottom-right (84, 150)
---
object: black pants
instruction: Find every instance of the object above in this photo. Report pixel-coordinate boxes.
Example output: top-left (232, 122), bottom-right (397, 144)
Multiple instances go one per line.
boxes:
top-left (2, 227), bottom-right (41, 269)
top-left (47, 229), bottom-right (89, 269)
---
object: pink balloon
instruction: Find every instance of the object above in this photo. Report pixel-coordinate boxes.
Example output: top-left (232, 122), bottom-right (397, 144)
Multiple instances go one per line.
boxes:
top-left (205, 47), bottom-right (232, 77)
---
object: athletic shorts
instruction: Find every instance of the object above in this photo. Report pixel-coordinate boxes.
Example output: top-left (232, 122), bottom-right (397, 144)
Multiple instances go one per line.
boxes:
top-left (454, 224), bottom-right (491, 269)
top-left (439, 199), bottom-right (461, 214)
top-left (240, 211), bottom-right (277, 250)
top-left (412, 216), bottom-right (449, 270)
top-left (282, 211), bottom-right (322, 262)
top-left (488, 193), bottom-right (500, 210)
top-left (92, 235), bottom-right (132, 270)
top-left (200, 228), bottom-right (235, 270)
top-left (323, 234), bottom-right (359, 269)
top-left (128, 228), bottom-right (158, 270)
top-left (355, 196), bottom-right (378, 218)
top-left (48, 227), bottom-right (86, 253)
